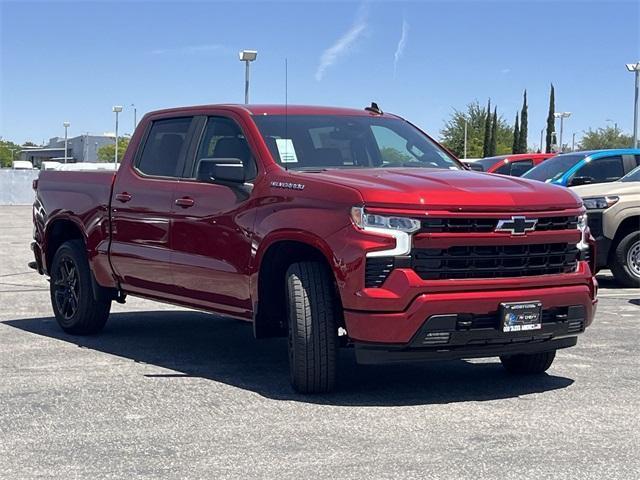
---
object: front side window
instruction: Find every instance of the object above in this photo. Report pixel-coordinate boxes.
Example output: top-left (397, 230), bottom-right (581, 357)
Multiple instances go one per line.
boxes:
top-left (193, 117), bottom-right (257, 180)
top-left (253, 115), bottom-right (461, 171)
top-left (573, 156), bottom-right (624, 183)
top-left (509, 159), bottom-right (534, 177)
top-left (136, 117), bottom-right (192, 177)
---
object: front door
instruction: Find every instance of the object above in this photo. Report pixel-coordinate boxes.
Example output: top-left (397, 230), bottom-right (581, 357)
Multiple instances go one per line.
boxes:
top-left (110, 116), bottom-right (194, 297)
top-left (169, 115), bottom-right (258, 319)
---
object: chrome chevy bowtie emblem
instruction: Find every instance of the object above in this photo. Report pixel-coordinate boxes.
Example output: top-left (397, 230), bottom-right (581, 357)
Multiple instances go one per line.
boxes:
top-left (495, 216), bottom-right (537, 235)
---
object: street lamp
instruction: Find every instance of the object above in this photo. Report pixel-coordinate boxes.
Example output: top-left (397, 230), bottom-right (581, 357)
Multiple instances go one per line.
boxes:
top-left (605, 118), bottom-right (618, 133)
top-left (63, 121), bottom-right (70, 163)
top-left (463, 117), bottom-right (468, 159)
top-left (540, 128), bottom-right (544, 153)
top-left (239, 50), bottom-right (258, 104)
top-left (112, 106), bottom-right (123, 165)
top-left (130, 103), bottom-right (137, 132)
top-left (626, 62), bottom-right (640, 148)
top-left (554, 112), bottom-right (571, 152)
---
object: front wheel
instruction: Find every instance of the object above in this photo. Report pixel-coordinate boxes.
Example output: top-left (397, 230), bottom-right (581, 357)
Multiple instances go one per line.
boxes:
top-left (611, 231), bottom-right (640, 288)
top-left (286, 261), bottom-right (338, 394)
top-left (500, 351), bottom-right (556, 374)
top-left (50, 240), bottom-right (111, 335)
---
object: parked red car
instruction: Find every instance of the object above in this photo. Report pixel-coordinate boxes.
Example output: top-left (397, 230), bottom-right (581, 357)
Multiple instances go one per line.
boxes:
top-left (466, 153), bottom-right (555, 176)
top-left (31, 104), bottom-right (597, 393)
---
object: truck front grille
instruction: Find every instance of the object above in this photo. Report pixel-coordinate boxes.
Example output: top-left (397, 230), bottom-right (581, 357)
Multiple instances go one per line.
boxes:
top-left (411, 243), bottom-right (579, 280)
top-left (419, 216), bottom-right (578, 233)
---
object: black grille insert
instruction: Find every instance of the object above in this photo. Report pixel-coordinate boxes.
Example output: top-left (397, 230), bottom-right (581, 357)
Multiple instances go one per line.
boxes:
top-left (412, 243), bottom-right (579, 280)
top-left (365, 257), bottom-right (395, 288)
top-left (419, 216), bottom-right (578, 233)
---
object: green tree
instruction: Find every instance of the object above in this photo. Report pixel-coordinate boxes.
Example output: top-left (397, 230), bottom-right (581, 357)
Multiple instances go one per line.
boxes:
top-left (545, 84), bottom-right (555, 153)
top-left (97, 137), bottom-right (130, 163)
top-left (482, 99), bottom-right (491, 157)
top-left (489, 107), bottom-right (498, 156)
top-left (512, 112), bottom-right (520, 154)
top-left (0, 140), bottom-right (23, 168)
top-left (380, 147), bottom-right (412, 164)
top-left (518, 90), bottom-right (528, 153)
top-left (440, 101), bottom-right (513, 158)
top-left (578, 127), bottom-right (633, 150)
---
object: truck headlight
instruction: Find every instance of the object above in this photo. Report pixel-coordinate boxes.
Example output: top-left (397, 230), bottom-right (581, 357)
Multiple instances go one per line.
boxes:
top-left (350, 206), bottom-right (421, 257)
top-left (350, 207), bottom-right (421, 233)
top-left (582, 196), bottom-right (619, 210)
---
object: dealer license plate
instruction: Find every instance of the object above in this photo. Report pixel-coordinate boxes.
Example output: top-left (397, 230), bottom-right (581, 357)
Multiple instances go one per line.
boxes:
top-left (500, 301), bottom-right (542, 332)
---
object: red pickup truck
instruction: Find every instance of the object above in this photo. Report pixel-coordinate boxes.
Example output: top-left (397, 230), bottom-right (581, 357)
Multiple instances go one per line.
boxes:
top-left (31, 104), bottom-right (598, 393)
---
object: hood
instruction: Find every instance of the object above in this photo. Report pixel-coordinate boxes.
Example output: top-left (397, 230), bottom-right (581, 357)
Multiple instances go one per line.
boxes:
top-left (301, 168), bottom-right (582, 212)
top-left (571, 181), bottom-right (639, 197)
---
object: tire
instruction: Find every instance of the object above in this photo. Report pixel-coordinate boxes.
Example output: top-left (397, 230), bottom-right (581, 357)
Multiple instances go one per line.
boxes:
top-left (286, 261), bottom-right (338, 394)
top-left (611, 231), bottom-right (640, 288)
top-left (50, 239), bottom-right (111, 335)
top-left (500, 350), bottom-right (556, 374)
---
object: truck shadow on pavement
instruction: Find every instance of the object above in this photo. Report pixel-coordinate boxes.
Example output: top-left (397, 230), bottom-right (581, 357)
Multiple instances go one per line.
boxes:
top-left (4, 311), bottom-right (574, 406)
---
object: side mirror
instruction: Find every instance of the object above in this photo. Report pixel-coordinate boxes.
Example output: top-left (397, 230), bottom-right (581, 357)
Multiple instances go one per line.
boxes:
top-left (569, 175), bottom-right (594, 187)
top-left (196, 158), bottom-right (245, 184)
top-left (465, 162), bottom-right (484, 172)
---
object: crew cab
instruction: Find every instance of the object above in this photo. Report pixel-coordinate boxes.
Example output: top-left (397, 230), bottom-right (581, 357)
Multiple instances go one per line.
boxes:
top-left (465, 153), bottom-right (554, 176)
top-left (572, 165), bottom-right (640, 287)
top-left (31, 104), bottom-right (598, 393)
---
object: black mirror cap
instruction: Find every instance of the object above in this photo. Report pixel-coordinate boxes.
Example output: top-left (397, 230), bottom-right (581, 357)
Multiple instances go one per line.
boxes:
top-left (196, 158), bottom-right (245, 184)
top-left (569, 175), bottom-right (594, 187)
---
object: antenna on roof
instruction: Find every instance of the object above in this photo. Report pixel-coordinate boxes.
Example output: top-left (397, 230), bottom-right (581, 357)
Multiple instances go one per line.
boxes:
top-left (365, 102), bottom-right (383, 115)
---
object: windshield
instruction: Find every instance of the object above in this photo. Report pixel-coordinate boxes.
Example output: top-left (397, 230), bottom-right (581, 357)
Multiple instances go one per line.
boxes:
top-left (252, 115), bottom-right (462, 171)
top-left (621, 165), bottom-right (640, 182)
top-left (522, 153), bottom-right (586, 182)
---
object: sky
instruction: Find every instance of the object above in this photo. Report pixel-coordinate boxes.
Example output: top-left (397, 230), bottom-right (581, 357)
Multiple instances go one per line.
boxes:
top-left (1, 0), bottom-right (639, 150)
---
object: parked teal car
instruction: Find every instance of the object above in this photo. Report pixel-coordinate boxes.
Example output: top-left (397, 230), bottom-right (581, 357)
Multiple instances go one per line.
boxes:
top-left (522, 149), bottom-right (640, 187)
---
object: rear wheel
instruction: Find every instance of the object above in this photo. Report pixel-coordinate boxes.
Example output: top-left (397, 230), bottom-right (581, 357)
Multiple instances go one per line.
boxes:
top-left (286, 261), bottom-right (338, 394)
top-left (50, 240), bottom-right (111, 334)
top-left (611, 231), bottom-right (640, 288)
top-left (500, 351), bottom-right (556, 374)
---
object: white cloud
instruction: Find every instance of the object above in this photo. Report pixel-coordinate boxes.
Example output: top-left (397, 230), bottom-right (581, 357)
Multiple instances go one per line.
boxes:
top-left (151, 44), bottom-right (230, 55)
top-left (501, 68), bottom-right (511, 74)
top-left (315, 5), bottom-right (368, 81)
top-left (393, 19), bottom-right (409, 77)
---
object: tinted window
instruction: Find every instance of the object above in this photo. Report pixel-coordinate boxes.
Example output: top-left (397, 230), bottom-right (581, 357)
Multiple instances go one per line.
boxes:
top-left (137, 118), bottom-right (192, 177)
top-left (621, 165), bottom-right (640, 182)
top-left (194, 117), bottom-right (257, 180)
top-left (476, 156), bottom-right (506, 171)
top-left (253, 115), bottom-right (461, 171)
top-left (510, 159), bottom-right (534, 177)
top-left (574, 156), bottom-right (624, 183)
top-left (494, 162), bottom-right (511, 175)
top-left (522, 153), bottom-right (586, 182)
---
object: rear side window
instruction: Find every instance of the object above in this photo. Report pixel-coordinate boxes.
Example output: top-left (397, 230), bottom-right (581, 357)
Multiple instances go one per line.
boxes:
top-left (136, 117), bottom-right (192, 177)
top-left (575, 156), bottom-right (624, 183)
top-left (510, 159), bottom-right (534, 176)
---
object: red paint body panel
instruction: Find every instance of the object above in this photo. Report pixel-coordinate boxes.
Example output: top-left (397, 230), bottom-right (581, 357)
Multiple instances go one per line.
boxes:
top-left (32, 104), bottom-right (596, 345)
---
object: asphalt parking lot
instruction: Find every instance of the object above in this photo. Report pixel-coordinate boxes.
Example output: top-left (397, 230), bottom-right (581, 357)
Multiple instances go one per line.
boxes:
top-left (0, 205), bottom-right (638, 479)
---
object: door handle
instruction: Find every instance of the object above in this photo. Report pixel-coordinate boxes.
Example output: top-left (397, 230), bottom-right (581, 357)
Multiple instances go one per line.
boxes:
top-left (175, 197), bottom-right (195, 208)
top-left (115, 192), bottom-right (132, 203)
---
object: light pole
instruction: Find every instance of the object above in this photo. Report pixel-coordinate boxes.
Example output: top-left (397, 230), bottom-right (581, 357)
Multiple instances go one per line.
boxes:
top-left (239, 50), bottom-right (258, 104)
top-left (130, 103), bottom-right (137, 132)
top-left (572, 132), bottom-right (576, 151)
top-left (112, 106), bottom-right (123, 165)
top-left (605, 118), bottom-right (618, 133)
top-left (63, 122), bottom-right (70, 163)
top-left (626, 62), bottom-right (640, 147)
top-left (554, 112), bottom-right (571, 152)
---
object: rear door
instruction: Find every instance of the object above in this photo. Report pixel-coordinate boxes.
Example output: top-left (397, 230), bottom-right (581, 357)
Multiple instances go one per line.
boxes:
top-left (168, 114), bottom-right (259, 318)
top-left (110, 116), bottom-right (195, 296)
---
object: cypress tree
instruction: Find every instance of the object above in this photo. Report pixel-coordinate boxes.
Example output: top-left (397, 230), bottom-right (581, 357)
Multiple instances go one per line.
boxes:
top-left (482, 99), bottom-right (491, 157)
top-left (489, 107), bottom-right (498, 156)
top-left (512, 112), bottom-right (520, 154)
top-left (518, 90), bottom-right (528, 153)
top-left (545, 84), bottom-right (555, 153)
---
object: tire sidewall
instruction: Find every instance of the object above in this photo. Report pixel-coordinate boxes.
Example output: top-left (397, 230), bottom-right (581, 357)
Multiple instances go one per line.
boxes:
top-left (613, 231), bottom-right (640, 287)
